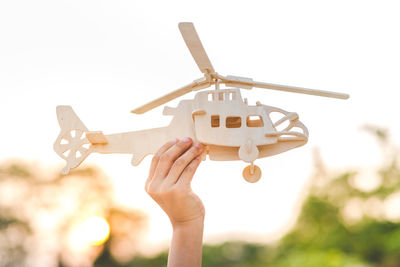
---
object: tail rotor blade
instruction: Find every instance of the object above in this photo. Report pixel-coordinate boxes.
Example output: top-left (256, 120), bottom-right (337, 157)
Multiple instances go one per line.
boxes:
top-left (179, 22), bottom-right (215, 74)
top-left (54, 106), bottom-right (92, 175)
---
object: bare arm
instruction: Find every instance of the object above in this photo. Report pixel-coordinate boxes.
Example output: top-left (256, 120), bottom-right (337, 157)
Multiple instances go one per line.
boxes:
top-left (145, 137), bottom-right (204, 267)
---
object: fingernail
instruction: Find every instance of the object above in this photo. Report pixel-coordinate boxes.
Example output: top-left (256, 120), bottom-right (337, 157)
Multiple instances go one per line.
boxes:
top-left (171, 138), bottom-right (178, 143)
top-left (195, 143), bottom-right (203, 151)
top-left (183, 137), bottom-right (192, 143)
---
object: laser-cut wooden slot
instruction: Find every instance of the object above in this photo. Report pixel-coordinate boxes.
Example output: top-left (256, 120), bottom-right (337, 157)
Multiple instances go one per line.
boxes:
top-left (54, 22), bottom-right (349, 182)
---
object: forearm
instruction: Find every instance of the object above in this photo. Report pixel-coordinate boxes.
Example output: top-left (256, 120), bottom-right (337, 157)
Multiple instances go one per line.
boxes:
top-left (168, 218), bottom-right (204, 267)
top-left (146, 138), bottom-right (205, 267)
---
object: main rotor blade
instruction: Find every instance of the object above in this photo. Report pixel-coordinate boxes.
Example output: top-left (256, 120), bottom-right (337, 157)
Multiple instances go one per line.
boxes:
top-left (179, 22), bottom-right (215, 74)
top-left (251, 80), bottom-right (349, 99)
top-left (220, 75), bottom-right (349, 100)
top-left (131, 79), bottom-right (211, 114)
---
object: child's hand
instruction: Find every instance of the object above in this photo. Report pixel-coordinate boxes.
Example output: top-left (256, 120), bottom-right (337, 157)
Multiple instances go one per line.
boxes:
top-left (145, 137), bottom-right (204, 227)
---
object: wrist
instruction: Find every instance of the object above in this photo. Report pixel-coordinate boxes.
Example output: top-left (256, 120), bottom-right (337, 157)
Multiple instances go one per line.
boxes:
top-left (171, 215), bottom-right (205, 231)
top-left (168, 215), bottom-right (204, 267)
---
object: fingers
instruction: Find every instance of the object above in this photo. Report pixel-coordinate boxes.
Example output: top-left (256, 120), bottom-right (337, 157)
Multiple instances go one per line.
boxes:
top-left (152, 137), bottom-right (193, 182)
top-left (176, 156), bottom-right (202, 187)
top-left (146, 137), bottom-right (203, 195)
top-left (149, 139), bottom-right (178, 177)
top-left (165, 143), bottom-right (203, 185)
top-left (145, 139), bottom-right (177, 190)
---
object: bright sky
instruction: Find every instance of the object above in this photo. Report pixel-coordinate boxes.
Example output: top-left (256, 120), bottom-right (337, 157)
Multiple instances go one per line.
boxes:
top-left (1, 0), bottom-right (400, 254)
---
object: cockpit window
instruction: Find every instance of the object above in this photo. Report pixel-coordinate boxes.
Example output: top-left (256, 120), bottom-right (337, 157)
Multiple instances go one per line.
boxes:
top-left (247, 115), bottom-right (264, 127)
top-left (226, 116), bottom-right (242, 128)
top-left (211, 115), bottom-right (220, 127)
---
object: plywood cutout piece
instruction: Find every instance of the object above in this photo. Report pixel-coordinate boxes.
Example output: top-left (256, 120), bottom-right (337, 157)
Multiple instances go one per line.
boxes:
top-left (54, 22), bottom-right (349, 182)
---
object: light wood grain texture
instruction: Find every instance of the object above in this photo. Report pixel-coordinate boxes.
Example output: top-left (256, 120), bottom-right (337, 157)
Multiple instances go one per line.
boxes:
top-left (86, 131), bottom-right (108, 144)
top-left (53, 106), bottom-right (91, 175)
top-left (131, 23), bottom-right (348, 114)
top-left (54, 88), bottom-right (308, 182)
top-left (179, 22), bottom-right (215, 74)
top-left (219, 74), bottom-right (349, 99)
top-left (54, 22), bottom-right (349, 182)
top-left (131, 78), bottom-right (210, 114)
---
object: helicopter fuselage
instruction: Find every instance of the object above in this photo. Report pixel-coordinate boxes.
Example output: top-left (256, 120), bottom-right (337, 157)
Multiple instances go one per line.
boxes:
top-left (53, 88), bottom-right (308, 175)
top-left (161, 88), bottom-right (308, 163)
top-left (54, 21), bottom-right (346, 182)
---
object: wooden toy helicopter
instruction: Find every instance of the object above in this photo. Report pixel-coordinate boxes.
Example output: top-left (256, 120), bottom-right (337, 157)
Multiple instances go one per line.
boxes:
top-left (54, 22), bottom-right (349, 183)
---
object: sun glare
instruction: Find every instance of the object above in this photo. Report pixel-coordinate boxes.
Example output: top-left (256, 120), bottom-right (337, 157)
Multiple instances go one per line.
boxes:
top-left (68, 216), bottom-right (110, 250)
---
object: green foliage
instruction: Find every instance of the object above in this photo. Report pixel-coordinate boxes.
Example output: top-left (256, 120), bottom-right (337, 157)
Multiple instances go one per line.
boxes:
top-left (95, 248), bottom-right (168, 267)
top-left (102, 127), bottom-right (400, 267)
top-left (2, 127), bottom-right (400, 266)
top-left (202, 242), bottom-right (271, 267)
top-left (105, 242), bottom-right (271, 267)
top-left (269, 128), bottom-right (400, 266)
top-left (0, 162), bottom-right (31, 179)
top-left (0, 162), bottom-right (147, 267)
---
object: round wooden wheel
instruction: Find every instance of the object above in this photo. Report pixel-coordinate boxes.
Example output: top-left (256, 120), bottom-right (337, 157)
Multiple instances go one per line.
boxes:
top-left (238, 140), bottom-right (259, 163)
top-left (242, 164), bottom-right (262, 183)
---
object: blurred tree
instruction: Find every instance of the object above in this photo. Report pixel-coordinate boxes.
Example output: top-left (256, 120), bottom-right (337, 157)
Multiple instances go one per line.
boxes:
top-left (271, 126), bottom-right (400, 267)
top-left (2, 126), bottom-right (399, 267)
top-left (114, 126), bottom-right (400, 267)
top-left (0, 162), bottom-right (147, 267)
